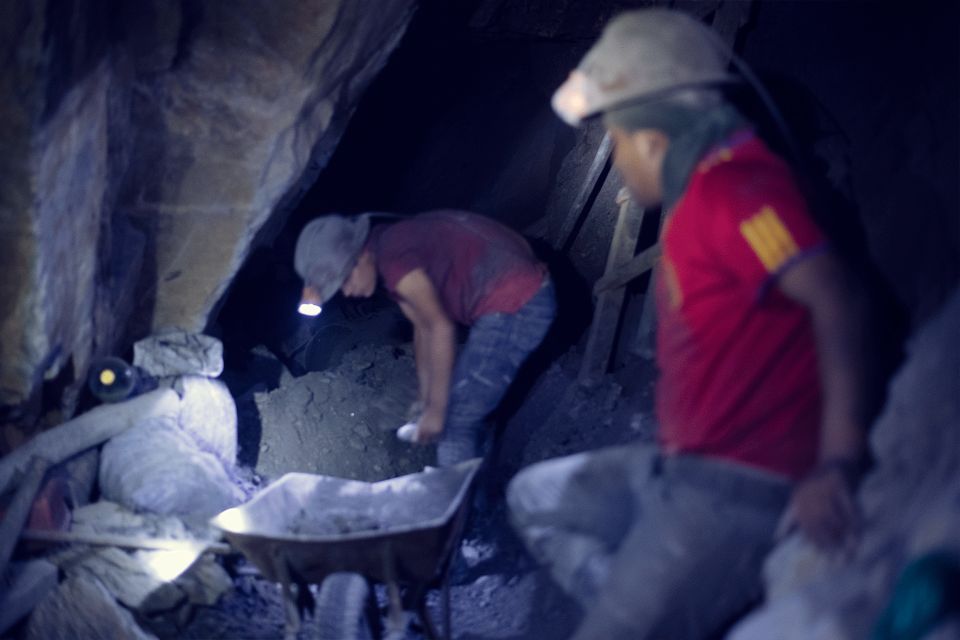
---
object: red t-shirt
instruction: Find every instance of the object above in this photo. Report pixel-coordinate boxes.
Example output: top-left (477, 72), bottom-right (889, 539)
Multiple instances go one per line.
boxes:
top-left (655, 132), bottom-right (828, 480)
top-left (369, 210), bottom-right (546, 325)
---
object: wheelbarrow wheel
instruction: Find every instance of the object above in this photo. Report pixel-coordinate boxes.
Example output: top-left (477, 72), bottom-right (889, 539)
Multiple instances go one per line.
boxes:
top-left (316, 572), bottom-right (376, 640)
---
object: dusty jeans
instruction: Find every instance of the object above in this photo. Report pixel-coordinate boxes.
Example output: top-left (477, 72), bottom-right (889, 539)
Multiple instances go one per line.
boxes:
top-left (507, 443), bottom-right (790, 639)
top-left (437, 278), bottom-right (556, 467)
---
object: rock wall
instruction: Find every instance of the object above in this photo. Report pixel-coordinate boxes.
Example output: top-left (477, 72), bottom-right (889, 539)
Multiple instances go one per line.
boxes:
top-left (0, 1), bottom-right (126, 413)
top-left (730, 287), bottom-right (960, 640)
top-left (0, 0), bottom-right (416, 419)
top-left (118, 0), bottom-right (417, 333)
top-left (740, 1), bottom-right (959, 326)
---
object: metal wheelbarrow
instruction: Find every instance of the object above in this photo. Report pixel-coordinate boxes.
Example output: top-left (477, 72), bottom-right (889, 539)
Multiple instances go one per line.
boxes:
top-left (211, 458), bottom-right (482, 639)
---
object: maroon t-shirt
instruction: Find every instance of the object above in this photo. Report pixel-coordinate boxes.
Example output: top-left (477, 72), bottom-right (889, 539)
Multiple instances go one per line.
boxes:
top-left (368, 210), bottom-right (546, 325)
top-left (656, 132), bottom-right (828, 480)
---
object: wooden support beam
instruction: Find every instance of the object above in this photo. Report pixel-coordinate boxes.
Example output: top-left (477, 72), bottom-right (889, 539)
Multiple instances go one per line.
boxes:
top-left (570, 0), bottom-right (756, 376)
top-left (19, 528), bottom-right (231, 555)
top-left (578, 189), bottom-right (645, 387)
top-left (593, 243), bottom-right (662, 295)
top-left (556, 131), bottom-right (613, 252)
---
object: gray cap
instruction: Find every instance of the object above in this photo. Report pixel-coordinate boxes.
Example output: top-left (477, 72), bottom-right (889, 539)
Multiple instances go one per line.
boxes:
top-left (552, 9), bottom-right (734, 125)
top-left (294, 214), bottom-right (370, 305)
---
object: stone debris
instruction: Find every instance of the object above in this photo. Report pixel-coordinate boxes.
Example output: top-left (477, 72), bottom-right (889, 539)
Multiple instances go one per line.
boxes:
top-left (469, 574), bottom-right (505, 608)
top-left (460, 538), bottom-right (498, 568)
top-left (8, 381), bottom-right (239, 636)
top-left (730, 288), bottom-right (960, 640)
top-left (99, 415), bottom-right (244, 518)
top-left (134, 332), bottom-right (225, 379)
top-left (500, 353), bottom-right (635, 472)
top-left (438, 571), bottom-right (558, 636)
top-left (69, 546), bottom-right (186, 613)
top-left (41, 501), bottom-right (231, 628)
top-left (253, 342), bottom-right (432, 482)
top-left (175, 555), bottom-right (233, 607)
top-left (26, 575), bottom-right (159, 640)
top-left (287, 507), bottom-right (381, 536)
top-left (176, 375), bottom-right (238, 464)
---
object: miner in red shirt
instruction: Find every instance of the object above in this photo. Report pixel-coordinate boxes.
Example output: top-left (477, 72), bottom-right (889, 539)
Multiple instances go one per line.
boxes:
top-left (507, 9), bottom-right (871, 639)
top-left (294, 210), bottom-right (555, 466)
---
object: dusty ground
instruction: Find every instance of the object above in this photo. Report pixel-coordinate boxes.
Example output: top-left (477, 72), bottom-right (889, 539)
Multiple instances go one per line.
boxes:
top-left (251, 343), bottom-right (434, 482)
top-left (176, 299), bottom-right (655, 639)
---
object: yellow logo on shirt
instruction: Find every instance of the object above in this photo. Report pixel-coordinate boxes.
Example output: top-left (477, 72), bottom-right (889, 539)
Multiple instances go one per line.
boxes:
top-left (739, 206), bottom-right (800, 273)
top-left (698, 147), bottom-right (734, 173)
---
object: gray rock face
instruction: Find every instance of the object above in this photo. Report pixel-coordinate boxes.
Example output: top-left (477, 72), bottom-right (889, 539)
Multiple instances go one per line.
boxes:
top-left (0, 9), bottom-right (118, 407)
top-left (100, 414), bottom-right (244, 518)
top-left (730, 288), bottom-right (960, 640)
top-left (134, 332), bottom-right (224, 379)
top-left (118, 0), bottom-right (417, 334)
top-left (0, 0), bottom-right (416, 412)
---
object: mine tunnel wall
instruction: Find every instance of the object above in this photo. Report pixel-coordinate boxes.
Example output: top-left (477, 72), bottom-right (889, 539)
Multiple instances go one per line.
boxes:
top-left (1, 0), bottom-right (957, 437)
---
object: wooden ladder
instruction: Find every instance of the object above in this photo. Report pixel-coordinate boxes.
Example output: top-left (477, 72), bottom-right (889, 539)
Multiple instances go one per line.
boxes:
top-left (565, 1), bottom-right (754, 387)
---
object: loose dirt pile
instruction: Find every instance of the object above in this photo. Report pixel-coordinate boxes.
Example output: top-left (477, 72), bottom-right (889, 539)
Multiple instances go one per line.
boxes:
top-left (252, 343), bottom-right (434, 482)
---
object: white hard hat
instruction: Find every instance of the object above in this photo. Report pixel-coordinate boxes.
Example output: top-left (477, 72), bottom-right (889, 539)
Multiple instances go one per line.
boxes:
top-left (553, 9), bottom-right (735, 126)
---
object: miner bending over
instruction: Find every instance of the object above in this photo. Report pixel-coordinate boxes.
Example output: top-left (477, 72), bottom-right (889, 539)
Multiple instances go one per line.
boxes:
top-left (294, 210), bottom-right (555, 466)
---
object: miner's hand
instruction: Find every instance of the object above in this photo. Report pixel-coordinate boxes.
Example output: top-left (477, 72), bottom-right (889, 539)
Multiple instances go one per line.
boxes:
top-left (779, 463), bottom-right (861, 552)
top-left (413, 409), bottom-right (444, 444)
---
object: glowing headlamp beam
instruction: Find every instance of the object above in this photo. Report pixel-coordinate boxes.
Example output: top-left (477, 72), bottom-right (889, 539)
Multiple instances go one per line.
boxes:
top-left (20, 528), bottom-right (232, 583)
top-left (298, 302), bottom-right (322, 316)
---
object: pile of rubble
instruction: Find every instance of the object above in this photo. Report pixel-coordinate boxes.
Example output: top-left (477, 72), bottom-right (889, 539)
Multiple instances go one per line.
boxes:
top-left (5, 287), bottom-right (957, 639)
top-left (0, 332), bottom-right (246, 639)
top-left (0, 329), bottom-right (444, 639)
top-left (251, 342), bottom-right (434, 482)
top-left (731, 289), bottom-right (960, 640)
top-left (22, 503), bottom-right (232, 640)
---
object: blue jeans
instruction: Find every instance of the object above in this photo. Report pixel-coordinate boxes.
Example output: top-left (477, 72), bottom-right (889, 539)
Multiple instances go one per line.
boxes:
top-left (437, 278), bottom-right (557, 466)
